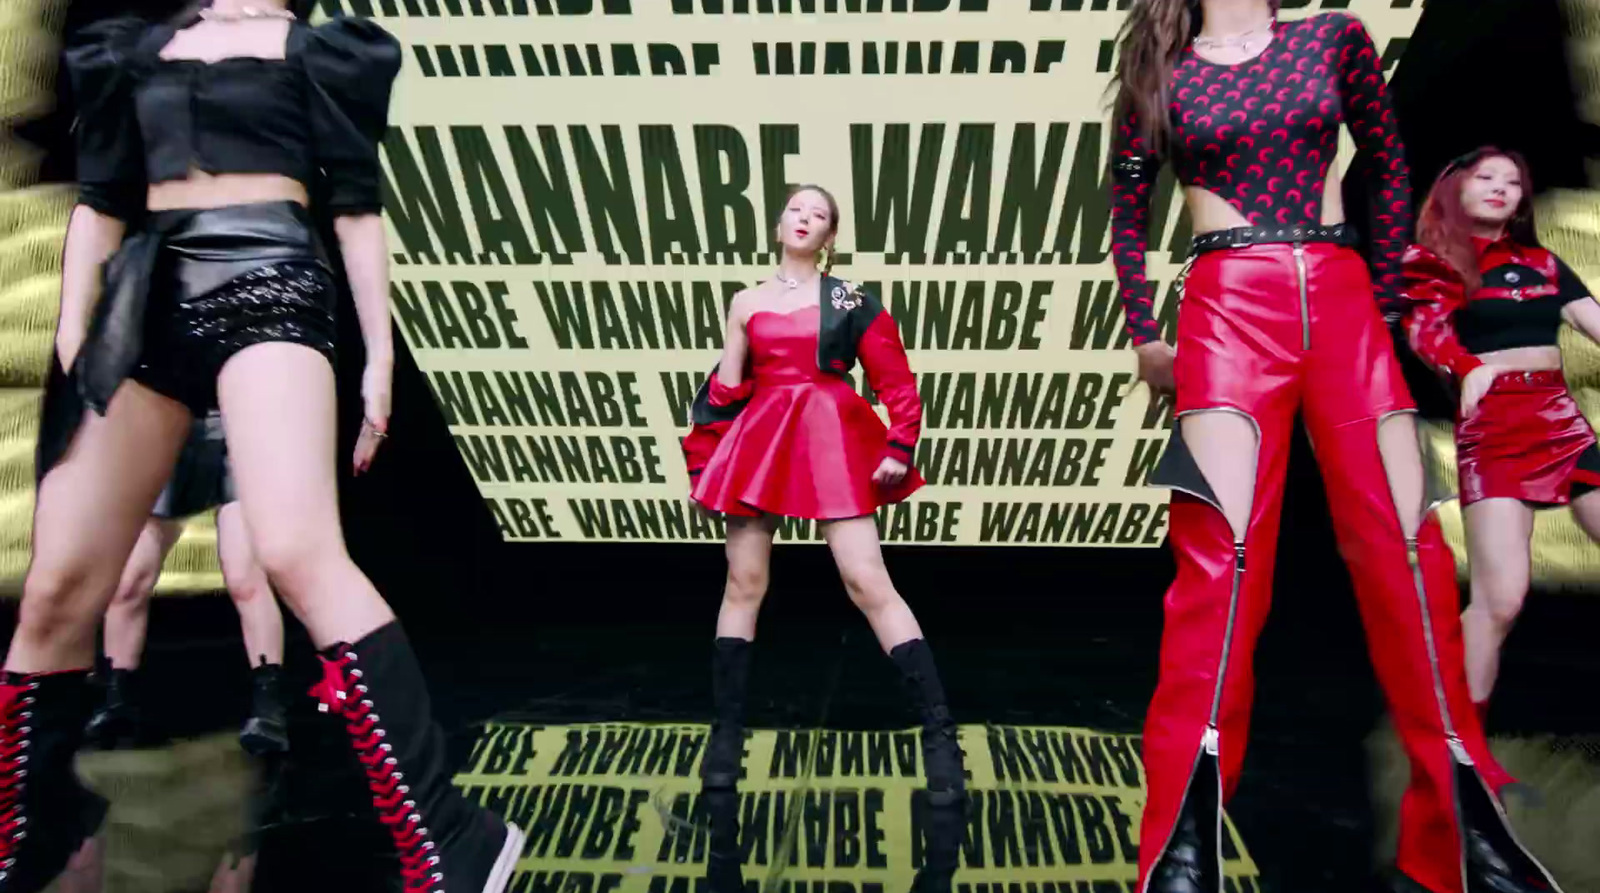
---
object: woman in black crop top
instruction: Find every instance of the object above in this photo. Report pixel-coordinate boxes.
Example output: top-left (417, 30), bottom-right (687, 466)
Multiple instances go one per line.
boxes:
top-left (1109, 3), bottom-right (1560, 893)
top-left (0, 4), bottom-right (523, 892)
top-left (1403, 145), bottom-right (1600, 732)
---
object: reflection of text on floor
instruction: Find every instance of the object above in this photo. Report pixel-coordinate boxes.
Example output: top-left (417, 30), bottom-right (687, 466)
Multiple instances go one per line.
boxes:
top-left (456, 722), bottom-right (1263, 890)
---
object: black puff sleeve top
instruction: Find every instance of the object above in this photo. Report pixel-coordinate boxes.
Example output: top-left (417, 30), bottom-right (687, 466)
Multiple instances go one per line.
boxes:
top-left (62, 15), bottom-right (402, 222)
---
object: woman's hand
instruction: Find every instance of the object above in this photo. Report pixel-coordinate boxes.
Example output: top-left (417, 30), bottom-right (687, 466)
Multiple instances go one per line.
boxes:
top-left (872, 456), bottom-right (908, 487)
top-left (1135, 341), bottom-right (1177, 396)
top-left (1459, 364), bottom-right (1500, 417)
top-left (353, 358), bottom-right (392, 475)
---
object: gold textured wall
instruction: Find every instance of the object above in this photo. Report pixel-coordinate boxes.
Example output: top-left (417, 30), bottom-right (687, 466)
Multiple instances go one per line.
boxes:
top-left (0, 0), bottom-right (222, 597)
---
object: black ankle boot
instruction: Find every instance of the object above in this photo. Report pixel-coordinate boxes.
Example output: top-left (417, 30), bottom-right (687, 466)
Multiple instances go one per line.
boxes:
top-left (239, 660), bottom-right (289, 756)
top-left (1148, 808), bottom-right (1213, 893)
top-left (82, 664), bottom-right (141, 751)
top-left (889, 639), bottom-right (966, 806)
top-left (310, 622), bottom-right (524, 893)
top-left (1, 670), bottom-right (109, 893)
top-left (701, 638), bottom-right (751, 789)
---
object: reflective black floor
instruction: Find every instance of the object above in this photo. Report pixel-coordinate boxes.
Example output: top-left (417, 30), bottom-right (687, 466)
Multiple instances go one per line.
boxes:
top-left (44, 562), bottom-right (1599, 893)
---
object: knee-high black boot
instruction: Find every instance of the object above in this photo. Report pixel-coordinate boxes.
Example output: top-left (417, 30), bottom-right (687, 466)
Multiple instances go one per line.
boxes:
top-left (309, 621), bottom-right (525, 893)
top-left (0, 670), bottom-right (109, 893)
top-left (700, 638), bottom-right (751, 789)
top-left (702, 787), bottom-right (744, 893)
top-left (889, 639), bottom-right (966, 806)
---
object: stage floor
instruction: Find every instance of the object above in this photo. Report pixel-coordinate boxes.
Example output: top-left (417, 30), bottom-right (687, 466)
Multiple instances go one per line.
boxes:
top-left (49, 598), bottom-right (1600, 893)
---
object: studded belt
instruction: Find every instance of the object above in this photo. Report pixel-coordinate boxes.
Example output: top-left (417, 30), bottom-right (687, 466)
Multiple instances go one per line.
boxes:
top-left (1190, 224), bottom-right (1360, 256)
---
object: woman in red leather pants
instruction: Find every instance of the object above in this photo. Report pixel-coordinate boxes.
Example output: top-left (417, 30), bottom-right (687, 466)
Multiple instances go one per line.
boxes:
top-left (681, 185), bottom-right (967, 822)
top-left (1109, 2), bottom-right (1562, 892)
top-left (1404, 147), bottom-right (1600, 726)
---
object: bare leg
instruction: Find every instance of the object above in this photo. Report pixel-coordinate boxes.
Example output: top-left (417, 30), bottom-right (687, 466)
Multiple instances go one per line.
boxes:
top-left (215, 343), bottom-right (392, 647)
top-left (8, 383), bottom-right (192, 673)
top-left (715, 515), bottom-right (777, 641)
top-left (0, 382), bottom-right (188, 892)
top-left (1181, 411), bottom-right (1261, 539)
top-left (219, 343), bottom-right (520, 885)
top-left (216, 502), bottom-right (283, 666)
top-left (820, 516), bottom-right (924, 651)
top-left (1568, 487), bottom-right (1600, 543)
top-left (1460, 498), bottom-right (1535, 702)
top-left (823, 515), bottom-right (966, 803)
top-left (100, 518), bottom-right (183, 669)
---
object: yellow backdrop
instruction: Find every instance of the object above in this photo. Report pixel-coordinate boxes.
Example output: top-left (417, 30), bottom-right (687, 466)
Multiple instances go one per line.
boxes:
top-left (3, 1), bottom-right (1599, 591)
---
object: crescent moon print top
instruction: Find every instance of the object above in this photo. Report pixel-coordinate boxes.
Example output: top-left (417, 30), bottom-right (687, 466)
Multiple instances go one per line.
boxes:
top-left (1111, 12), bottom-right (1412, 346)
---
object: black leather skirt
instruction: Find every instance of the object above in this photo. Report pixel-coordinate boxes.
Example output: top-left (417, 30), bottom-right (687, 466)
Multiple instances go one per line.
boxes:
top-left (37, 201), bottom-right (336, 492)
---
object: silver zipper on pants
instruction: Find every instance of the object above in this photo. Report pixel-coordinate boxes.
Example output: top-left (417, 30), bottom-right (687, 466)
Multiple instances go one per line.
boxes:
top-left (1138, 541), bottom-right (1244, 893)
top-left (1405, 539), bottom-right (1565, 892)
top-left (1406, 540), bottom-right (1469, 890)
top-left (1293, 243), bottom-right (1310, 350)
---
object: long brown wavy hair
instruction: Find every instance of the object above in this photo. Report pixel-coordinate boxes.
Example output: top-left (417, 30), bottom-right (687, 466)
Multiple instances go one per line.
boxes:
top-left (1416, 146), bottom-right (1539, 292)
top-left (1110, 0), bottom-right (1280, 153)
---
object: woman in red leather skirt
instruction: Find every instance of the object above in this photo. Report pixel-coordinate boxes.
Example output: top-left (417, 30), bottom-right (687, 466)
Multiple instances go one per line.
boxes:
top-left (1404, 146), bottom-right (1600, 725)
top-left (1110, 2), bottom-right (1560, 892)
top-left (682, 184), bottom-right (966, 807)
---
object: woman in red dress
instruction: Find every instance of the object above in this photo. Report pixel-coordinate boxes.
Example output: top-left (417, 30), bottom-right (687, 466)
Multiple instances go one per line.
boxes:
top-left (1404, 146), bottom-right (1600, 722)
top-left (681, 184), bottom-right (965, 806)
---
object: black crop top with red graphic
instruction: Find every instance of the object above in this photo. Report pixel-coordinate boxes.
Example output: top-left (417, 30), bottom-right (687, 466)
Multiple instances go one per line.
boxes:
top-left (1111, 12), bottom-right (1412, 346)
top-left (1404, 237), bottom-right (1593, 379)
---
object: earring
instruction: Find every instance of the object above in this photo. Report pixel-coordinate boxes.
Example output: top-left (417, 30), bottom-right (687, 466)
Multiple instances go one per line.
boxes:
top-left (818, 244), bottom-right (832, 273)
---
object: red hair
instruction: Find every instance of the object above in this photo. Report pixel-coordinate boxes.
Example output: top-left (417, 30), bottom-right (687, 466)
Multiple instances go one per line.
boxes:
top-left (1415, 146), bottom-right (1539, 292)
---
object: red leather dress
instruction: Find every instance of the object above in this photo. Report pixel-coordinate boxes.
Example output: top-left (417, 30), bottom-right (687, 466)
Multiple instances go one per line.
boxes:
top-left (689, 302), bottom-right (923, 520)
top-left (1405, 237), bottom-right (1600, 507)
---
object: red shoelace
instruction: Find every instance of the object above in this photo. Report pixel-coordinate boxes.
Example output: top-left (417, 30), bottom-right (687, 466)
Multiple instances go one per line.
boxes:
top-left (311, 652), bottom-right (443, 893)
top-left (0, 678), bottom-right (37, 883)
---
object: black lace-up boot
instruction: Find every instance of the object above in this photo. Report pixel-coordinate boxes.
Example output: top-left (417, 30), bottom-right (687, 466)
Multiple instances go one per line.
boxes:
top-left (309, 622), bottom-right (525, 893)
top-left (0, 670), bottom-right (108, 893)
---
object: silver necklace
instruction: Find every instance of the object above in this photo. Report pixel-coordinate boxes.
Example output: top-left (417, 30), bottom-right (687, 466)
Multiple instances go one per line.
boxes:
top-left (778, 274), bottom-right (802, 289)
top-left (1193, 19), bottom-right (1274, 52)
top-left (199, 5), bottom-right (295, 21)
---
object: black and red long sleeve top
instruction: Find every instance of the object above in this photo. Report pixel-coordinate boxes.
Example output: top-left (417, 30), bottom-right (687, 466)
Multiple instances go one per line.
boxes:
top-left (1404, 237), bottom-right (1593, 380)
top-left (1110, 12), bottom-right (1413, 345)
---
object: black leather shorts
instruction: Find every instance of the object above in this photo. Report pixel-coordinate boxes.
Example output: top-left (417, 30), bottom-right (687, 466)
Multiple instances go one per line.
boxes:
top-left (36, 201), bottom-right (336, 487)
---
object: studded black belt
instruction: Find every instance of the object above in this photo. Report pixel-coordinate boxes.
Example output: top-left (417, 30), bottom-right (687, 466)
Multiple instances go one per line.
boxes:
top-left (1190, 223), bottom-right (1360, 256)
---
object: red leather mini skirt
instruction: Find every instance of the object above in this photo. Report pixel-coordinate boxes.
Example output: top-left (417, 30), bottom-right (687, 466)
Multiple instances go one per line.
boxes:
top-left (1455, 369), bottom-right (1600, 506)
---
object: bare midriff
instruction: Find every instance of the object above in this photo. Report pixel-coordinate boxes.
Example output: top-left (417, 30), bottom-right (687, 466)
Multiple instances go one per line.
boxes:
top-left (146, 168), bottom-right (308, 212)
